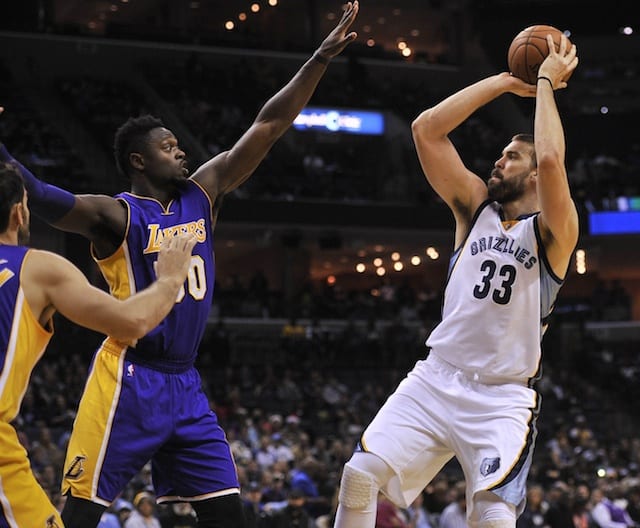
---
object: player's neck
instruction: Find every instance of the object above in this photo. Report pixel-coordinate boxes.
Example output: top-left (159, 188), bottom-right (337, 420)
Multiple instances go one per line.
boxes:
top-left (0, 231), bottom-right (18, 246)
top-left (500, 197), bottom-right (539, 221)
top-left (130, 179), bottom-right (176, 207)
top-left (500, 203), bottom-right (523, 221)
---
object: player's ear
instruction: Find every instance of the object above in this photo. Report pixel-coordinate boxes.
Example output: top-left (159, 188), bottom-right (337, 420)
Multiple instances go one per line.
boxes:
top-left (12, 202), bottom-right (24, 227)
top-left (129, 152), bottom-right (144, 171)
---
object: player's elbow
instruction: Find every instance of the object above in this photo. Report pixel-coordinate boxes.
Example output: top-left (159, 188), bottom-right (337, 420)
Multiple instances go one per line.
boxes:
top-left (411, 109), bottom-right (440, 142)
top-left (411, 113), bottom-right (428, 138)
top-left (537, 154), bottom-right (564, 177)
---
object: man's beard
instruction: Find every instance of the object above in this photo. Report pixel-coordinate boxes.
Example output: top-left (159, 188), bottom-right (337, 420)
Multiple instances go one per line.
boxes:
top-left (17, 224), bottom-right (29, 246)
top-left (174, 178), bottom-right (189, 190)
top-left (487, 171), bottom-right (527, 203)
top-left (169, 175), bottom-right (189, 192)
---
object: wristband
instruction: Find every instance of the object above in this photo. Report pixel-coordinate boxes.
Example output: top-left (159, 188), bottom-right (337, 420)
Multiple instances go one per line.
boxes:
top-left (312, 52), bottom-right (330, 65)
top-left (537, 76), bottom-right (554, 89)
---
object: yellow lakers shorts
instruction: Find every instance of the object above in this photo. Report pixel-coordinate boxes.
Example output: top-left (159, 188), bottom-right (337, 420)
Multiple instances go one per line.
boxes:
top-left (0, 421), bottom-right (63, 527)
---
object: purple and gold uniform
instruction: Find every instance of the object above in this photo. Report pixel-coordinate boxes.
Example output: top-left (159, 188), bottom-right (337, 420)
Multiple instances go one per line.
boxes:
top-left (61, 180), bottom-right (238, 506)
top-left (0, 245), bottom-right (63, 527)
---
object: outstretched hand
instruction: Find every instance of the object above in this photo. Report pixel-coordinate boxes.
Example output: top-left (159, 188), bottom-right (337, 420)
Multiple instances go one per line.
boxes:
top-left (316, 1), bottom-right (359, 59)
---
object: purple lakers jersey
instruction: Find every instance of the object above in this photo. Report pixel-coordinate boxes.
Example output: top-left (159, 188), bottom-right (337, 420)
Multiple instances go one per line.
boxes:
top-left (93, 180), bottom-right (215, 372)
top-left (0, 245), bottom-right (52, 423)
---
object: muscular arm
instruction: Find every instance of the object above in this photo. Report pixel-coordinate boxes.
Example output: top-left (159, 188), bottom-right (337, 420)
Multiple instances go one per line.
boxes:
top-left (191, 1), bottom-right (359, 203)
top-left (411, 75), bottom-right (536, 229)
top-left (534, 35), bottom-right (580, 276)
top-left (411, 73), bottom-right (537, 246)
top-left (53, 195), bottom-right (128, 255)
top-left (23, 234), bottom-right (195, 343)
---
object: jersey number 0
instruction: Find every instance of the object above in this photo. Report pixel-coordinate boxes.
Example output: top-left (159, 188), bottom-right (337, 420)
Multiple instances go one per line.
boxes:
top-left (176, 255), bottom-right (206, 302)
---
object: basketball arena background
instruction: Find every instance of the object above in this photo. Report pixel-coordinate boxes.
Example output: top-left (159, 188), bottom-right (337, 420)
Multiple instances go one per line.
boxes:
top-left (1, 0), bottom-right (639, 524)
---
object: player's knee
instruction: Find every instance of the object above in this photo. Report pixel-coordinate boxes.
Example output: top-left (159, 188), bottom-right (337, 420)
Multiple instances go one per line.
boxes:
top-left (472, 493), bottom-right (516, 528)
top-left (339, 463), bottom-right (379, 510)
top-left (338, 451), bottom-right (393, 512)
top-left (60, 495), bottom-right (106, 528)
top-left (192, 492), bottom-right (245, 528)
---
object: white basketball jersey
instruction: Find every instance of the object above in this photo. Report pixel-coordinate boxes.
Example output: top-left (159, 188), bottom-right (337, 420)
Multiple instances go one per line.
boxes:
top-left (426, 201), bottom-right (563, 384)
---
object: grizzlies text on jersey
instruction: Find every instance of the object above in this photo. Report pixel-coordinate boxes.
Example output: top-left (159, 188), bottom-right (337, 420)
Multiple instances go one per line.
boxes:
top-left (426, 200), bottom-right (563, 384)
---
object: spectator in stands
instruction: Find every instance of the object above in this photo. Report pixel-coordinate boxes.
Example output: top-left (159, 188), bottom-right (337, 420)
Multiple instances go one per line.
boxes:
top-left (158, 502), bottom-right (198, 528)
top-left (124, 491), bottom-right (161, 528)
top-left (625, 485), bottom-right (640, 526)
top-left (572, 482), bottom-right (596, 528)
top-left (255, 434), bottom-right (278, 469)
top-left (375, 492), bottom-right (411, 528)
top-left (262, 472), bottom-right (288, 504)
top-left (290, 456), bottom-right (331, 518)
top-left (407, 492), bottom-right (434, 528)
top-left (438, 481), bottom-right (467, 528)
top-left (516, 484), bottom-right (548, 528)
top-left (98, 499), bottom-right (133, 528)
top-left (242, 481), bottom-right (271, 528)
top-left (270, 488), bottom-right (311, 528)
top-left (545, 481), bottom-right (575, 528)
top-left (591, 484), bottom-right (636, 528)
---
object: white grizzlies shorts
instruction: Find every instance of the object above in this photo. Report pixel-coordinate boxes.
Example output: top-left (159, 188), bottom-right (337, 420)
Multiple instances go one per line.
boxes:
top-left (360, 353), bottom-right (540, 518)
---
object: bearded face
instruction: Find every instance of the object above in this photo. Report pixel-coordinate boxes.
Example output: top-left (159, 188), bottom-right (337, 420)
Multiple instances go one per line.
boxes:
top-left (487, 168), bottom-right (529, 204)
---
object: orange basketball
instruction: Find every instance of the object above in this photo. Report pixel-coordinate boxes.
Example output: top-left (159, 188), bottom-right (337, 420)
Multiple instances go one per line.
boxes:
top-left (507, 25), bottom-right (571, 84)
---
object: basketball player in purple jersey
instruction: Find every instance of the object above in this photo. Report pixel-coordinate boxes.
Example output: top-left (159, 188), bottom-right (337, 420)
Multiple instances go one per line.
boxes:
top-left (0, 3), bottom-right (359, 526)
top-left (0, 164), bottom-right (194, 527)
top-left (333, 35), bottom-right (579, 528)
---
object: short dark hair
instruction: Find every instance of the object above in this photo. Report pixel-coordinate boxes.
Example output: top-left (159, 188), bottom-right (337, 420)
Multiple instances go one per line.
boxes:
top-left (113, 115), bottom-right (165, 178)
top-left (0, 163), bottom-right (25, 232)
top-left (512, 133), bottom-right (536, 167)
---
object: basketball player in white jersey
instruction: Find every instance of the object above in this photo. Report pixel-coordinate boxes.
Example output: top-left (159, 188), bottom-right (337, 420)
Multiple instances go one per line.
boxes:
top-left (333, 34), bottom-right (579, 528)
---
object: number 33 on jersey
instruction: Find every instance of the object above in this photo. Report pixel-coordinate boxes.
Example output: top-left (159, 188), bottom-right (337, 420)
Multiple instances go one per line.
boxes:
top-left (426, 201), bottom-right (564, 383)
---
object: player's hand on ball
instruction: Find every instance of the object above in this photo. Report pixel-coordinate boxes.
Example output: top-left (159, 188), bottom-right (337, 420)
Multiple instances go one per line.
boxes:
top-left (498, 72), bottom-right (538, 98)
top-left (538, 34), bottom-right (578, 90)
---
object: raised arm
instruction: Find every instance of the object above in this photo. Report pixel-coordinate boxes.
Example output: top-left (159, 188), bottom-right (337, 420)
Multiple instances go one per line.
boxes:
top-left (534, 34), bottom-right (579, 276)
top-left (190, 1), bottom-right (359, 202)
top-left (23, 233), bottom-right (196, 343)
top-left (411, 74), bottom-right (536, 241)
